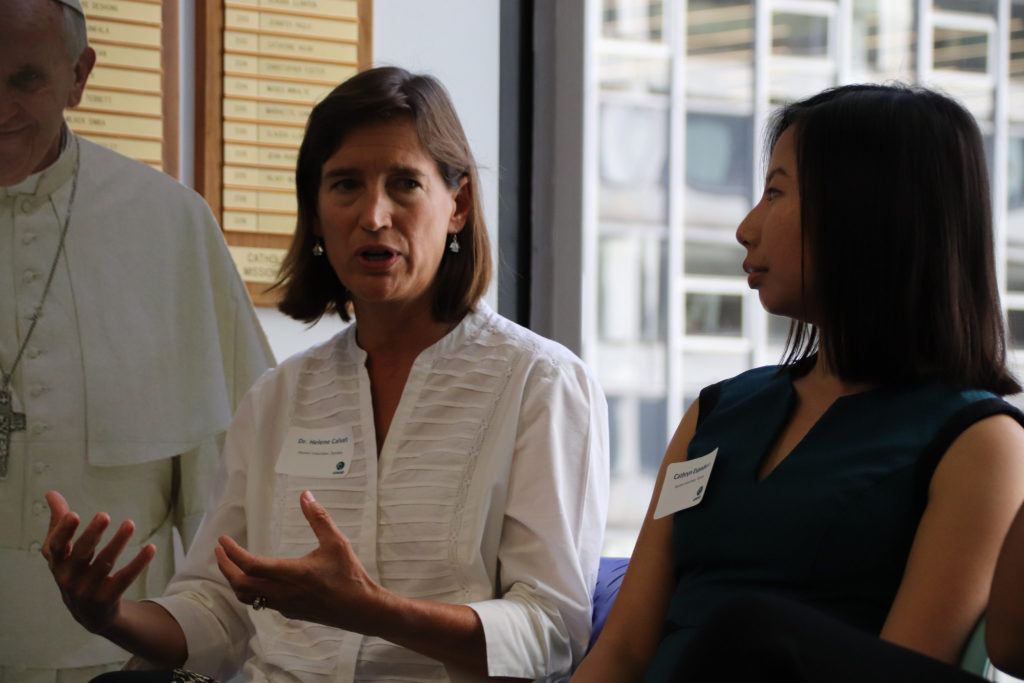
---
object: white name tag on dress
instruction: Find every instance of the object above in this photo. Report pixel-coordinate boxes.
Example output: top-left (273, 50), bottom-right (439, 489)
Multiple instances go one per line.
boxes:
top-left (653, 448), bottom-right (719, 519)
top-left (275, 426), bottom-right (354, 478)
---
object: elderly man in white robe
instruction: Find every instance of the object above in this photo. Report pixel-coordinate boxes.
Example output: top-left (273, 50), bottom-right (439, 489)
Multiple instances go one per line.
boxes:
top-left (0, 1), bottom-right (275, 681)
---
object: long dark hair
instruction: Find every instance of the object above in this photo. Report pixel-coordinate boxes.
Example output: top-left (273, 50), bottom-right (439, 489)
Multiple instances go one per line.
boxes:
top-left (273, 66), bottom-right (491, 324)
top-left (770, 83), bottom-right (1018, 395)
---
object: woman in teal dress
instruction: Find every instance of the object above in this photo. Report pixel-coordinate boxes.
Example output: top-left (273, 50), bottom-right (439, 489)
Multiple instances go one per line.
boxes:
top-left (574, 83), bottom-right (1024, 682)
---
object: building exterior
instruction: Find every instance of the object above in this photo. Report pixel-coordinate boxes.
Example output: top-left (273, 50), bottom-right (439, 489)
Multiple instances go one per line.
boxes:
top-left (592, 0), bottom-right (1024, 552)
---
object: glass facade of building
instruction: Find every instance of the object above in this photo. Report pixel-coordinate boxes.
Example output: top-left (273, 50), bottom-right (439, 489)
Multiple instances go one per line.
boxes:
top-left (593, 0), bottom-right (1024, 553)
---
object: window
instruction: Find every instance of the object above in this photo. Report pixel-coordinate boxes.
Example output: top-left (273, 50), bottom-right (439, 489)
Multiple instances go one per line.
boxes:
top-left (603, 0), bottom-right (665, 42)
top-left (570, 0), bottom-right (1018, 553)
top-left (851, 0), bottom-right (917, 81)
top-left (772, 12), bottom-right (830, 57)
top-left (933, 25), bottom-right (991, 73)
top-left (685, 293), bottom-right (743, 337)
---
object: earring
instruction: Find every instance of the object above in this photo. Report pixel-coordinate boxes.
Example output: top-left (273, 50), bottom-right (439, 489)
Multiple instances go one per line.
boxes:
top-left (312, 239), bottom-right (325, 257)
top-left (448, 233), bottom-right (460, 254)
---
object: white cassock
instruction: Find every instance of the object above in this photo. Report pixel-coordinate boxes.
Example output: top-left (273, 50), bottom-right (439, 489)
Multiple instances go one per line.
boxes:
top-left (0, 131), bottom-right (276, 683)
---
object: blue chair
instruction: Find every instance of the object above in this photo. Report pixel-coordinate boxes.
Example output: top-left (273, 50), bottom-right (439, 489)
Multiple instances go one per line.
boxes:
top-left (589, 556), bottom-right (629, 650)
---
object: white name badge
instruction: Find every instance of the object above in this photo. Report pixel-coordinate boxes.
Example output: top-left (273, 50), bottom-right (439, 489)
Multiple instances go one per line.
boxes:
top-left (275, 426), bottom-right (354, 478)
top-left (653, 448), bottom-right (719, 519)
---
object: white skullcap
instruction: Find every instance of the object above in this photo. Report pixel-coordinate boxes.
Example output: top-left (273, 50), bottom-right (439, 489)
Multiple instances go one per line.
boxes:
top-left (52, 0), bottom-right (84, 15)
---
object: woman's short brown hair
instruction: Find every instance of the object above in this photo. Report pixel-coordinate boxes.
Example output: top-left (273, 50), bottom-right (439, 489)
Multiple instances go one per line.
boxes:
top-left (273, 66), bottom-right (491, 324)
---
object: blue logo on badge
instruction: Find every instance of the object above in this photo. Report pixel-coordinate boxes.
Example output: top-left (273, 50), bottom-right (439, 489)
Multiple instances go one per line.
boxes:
top-left (335, 461), bottom-right (346, 473)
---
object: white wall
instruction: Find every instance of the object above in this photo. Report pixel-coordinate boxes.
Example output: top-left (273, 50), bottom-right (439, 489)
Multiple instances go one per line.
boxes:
top-left (253, 0), bottom-right (502, 361)
top-left (372, 0), bottom-right (501, 268)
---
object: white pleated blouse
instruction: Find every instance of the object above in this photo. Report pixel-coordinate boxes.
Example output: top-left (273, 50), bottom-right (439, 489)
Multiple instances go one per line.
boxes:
top-left (153, 303), bottom-right (609, 683)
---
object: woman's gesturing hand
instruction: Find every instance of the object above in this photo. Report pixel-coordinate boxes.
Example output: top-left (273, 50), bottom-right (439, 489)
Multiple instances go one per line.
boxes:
top-left (215, 490), bottom-right (389, 632)
top-left (41, 490), bottom-right (157, 635)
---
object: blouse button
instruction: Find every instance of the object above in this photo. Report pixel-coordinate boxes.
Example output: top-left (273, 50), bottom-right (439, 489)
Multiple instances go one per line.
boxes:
top-left (21, 233), bottom-right (36, 245)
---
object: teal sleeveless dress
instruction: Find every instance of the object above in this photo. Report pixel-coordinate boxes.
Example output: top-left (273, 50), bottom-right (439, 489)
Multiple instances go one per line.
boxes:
top-left (642, 365), bottom-right (1023, 682)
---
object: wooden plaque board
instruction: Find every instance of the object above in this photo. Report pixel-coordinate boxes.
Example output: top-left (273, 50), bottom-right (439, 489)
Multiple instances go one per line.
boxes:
top-left (71, 0), bottom-right (179, 177)
top-left (196, 0), bottom-right (373, 306)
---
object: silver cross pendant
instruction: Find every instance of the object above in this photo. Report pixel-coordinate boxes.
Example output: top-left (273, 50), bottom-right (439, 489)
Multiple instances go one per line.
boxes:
top-left (0, 389), bottom-right (26, 479)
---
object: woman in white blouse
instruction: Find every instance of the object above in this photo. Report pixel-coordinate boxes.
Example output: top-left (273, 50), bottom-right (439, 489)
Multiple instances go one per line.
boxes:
top-left (42, 66), bottom-right (610, 683)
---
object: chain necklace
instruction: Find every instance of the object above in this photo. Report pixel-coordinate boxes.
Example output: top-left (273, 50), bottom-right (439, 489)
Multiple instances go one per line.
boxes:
top-left (0, 135), bottom-right (81, 478)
